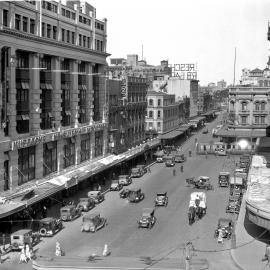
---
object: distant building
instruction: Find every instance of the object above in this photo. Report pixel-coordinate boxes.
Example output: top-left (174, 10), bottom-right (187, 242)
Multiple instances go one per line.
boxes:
top-left (108, 76), bottom-right (148, 154)
top-left (217, 80), bottom-right (227, 89)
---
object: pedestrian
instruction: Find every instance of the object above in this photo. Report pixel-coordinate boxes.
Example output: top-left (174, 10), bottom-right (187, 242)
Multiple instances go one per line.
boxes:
top-left (19, 248), bottom-right (27, 263)
top-left (189, 150), bottom-right (192, 157)
top-left (148, 167), bottom-right (151, 174)
top-left (262, 244), bottom-right (270, 263)
top-left (98, 184), bottom-right (101, 191)
top-left (25, 244), bottom-right (31, 261)
top-left (102, 243), bottom-right (110, 256)
top-left (180, 165), bottom-right (184, 173)
top-left (42, 205), bottom-right (47, 218)
top-left (173, 168), bottom-right (176, 176)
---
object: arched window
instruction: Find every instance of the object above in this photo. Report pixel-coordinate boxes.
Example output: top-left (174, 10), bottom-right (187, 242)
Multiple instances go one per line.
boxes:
top-left (230, 100), bottom-right (235, 110)
top-left (157, 99), bottom-right (161, 106)
top-left (149, 99), bottom-right (153, 106)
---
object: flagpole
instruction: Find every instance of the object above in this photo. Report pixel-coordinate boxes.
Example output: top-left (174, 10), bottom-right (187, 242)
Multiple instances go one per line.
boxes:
top-left (233, 47), bottom-right (236, 86)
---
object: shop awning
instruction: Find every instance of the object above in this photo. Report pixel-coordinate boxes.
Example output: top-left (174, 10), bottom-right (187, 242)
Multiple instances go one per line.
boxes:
top-left (177, 124), bottom-right (192, 132)
top-left (189, 116), bottom-right (206, 123)
top-left (201, 110), bottom-right (216, 117)
top-left (161, 130), bottom-right (183, 140)
top-left (216, 127), bottom-right (266, 138)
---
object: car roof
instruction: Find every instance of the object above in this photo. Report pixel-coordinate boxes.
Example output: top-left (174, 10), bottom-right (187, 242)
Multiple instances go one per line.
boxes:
top-left (88, 191), bottom-right (100, 195)
top-left (130, 188), bottom-right (141, 192)
top-left (83, 212), bottom-right (100, 219)
top-left (157, 192), bottom-right (167, 196)
top-left (40, 217), bottom-right (55, 223)
top-left (218, 218), bottom-right (233, 224)
top-left (199, 176), bottom-right (209, 179)
top-left (61, 205), bottom-right (75, 210)
top-left (119, 174), bottom-right (128, 177)
top-left (12, 229), bottom-right (32, 235)
top-left (219, 172), bottom-right (230, 175)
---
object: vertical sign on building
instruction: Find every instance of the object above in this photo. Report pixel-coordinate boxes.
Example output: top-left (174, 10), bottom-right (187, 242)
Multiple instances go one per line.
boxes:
top-left (121, 76), bottom-right (128, 105)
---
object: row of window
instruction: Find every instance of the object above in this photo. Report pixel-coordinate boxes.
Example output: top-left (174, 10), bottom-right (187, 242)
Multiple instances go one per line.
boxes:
top-left (18, 134), bottom-right (103, 185)
top-left (230, 101), bottom-right (267, 111)
top-left (42, 0), bottom-right (58, 13)
top-left (148, 110), bottom-right (162, 118)
top-left (148, 99), bottom-right (162, 107)
top-left (62, 8), bottom-right (76, 20)
top-left (240, 116), bottom-right (266, 125)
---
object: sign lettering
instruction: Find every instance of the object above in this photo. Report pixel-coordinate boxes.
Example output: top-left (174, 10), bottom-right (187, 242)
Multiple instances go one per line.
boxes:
top-left (169, 63), bottom-right (197, 80)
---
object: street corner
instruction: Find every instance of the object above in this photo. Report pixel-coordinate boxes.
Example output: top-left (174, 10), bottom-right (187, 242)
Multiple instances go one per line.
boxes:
top-left (229, 248), bottom-right (245, 270)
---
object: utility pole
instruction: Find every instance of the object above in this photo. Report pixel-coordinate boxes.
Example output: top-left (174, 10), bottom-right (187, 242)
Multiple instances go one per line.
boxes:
top-left (185, 242), bottom-right (193, 270)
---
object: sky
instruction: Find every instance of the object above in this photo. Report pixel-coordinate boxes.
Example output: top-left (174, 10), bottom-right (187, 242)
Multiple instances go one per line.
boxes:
top-left (89, 0), bottom-right (270, 86)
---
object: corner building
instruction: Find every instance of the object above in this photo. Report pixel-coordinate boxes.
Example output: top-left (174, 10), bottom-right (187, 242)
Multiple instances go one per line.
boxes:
top-left (0, 0), bottom-right (109, 191)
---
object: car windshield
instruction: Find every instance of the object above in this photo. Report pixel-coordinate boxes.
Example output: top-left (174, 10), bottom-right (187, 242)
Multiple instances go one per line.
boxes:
top-left (132, 168), bottom-right (139, 172)
top-left (61, 209), bottom-right (69, 213)
top-left (157, 195), bottom-right (165, 199)
top-left (12, 236), bottom-right (20, 240)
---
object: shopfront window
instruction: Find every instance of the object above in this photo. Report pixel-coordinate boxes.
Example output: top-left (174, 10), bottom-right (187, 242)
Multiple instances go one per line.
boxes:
top-left (18, 146), bottom-right (35, 185)
top-left (81, 134), bottom-right (90, 162)
top-left (94, 131), bottom-right (103, 157)
top-left (64, 137), bottom-right (75, 168)
top-left (43, 141), bottom-right (57, 176)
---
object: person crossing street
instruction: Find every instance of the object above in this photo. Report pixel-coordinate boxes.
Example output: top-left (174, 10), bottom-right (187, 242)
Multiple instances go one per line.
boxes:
top-left (173, 168), bottom-right (176, 176)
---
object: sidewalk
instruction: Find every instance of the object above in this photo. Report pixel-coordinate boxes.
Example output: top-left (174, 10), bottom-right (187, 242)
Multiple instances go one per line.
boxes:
top-left (230, 195), bottom-right (269, 270)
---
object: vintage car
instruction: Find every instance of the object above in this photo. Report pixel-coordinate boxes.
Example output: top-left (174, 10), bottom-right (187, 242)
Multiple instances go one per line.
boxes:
top-left (81, 212), bottom-right (106, 233)
top-left (87, 191), bottom-right (104, 204)
top-left (214, 218), bottom-right (234, 243)
top-left (218, 172), bottom-right (230, 187)
top-left (39, 217), bottom-right (63, 237)
top-left (226, 195), bottom-right (241, 214)
top-left (10, 229), bottom-right (40, 251)
top-left (136, 164), bottom-right (147, 174)
top-left (215, 148), bottom-right (227, 156)
top-left (175, 153), bottom-right (185, 163)
top-left (110, 180), bottom-right (123, 191)
top-left (229, 177), bottom-right (244, 198)
top-left (191, 176), bottom-right (213, 190)
top-left (131, 167), bottom-right (144, 178)
top-left (60, 204), bottom-right (81, 221)
top-left (202, 128), bottom-right (208, 134)
top-left (164, 155), bottom-right (175, 167)
top-left (77, 197), bottom-right (95, 212)
top-left (118, 175), bottom-right (132, 186)
top-left (155, 192), bottom-right (168, 206)
top-left (128, 188), bottom-right (145, 203)
top-left (119, 188), bottom-right (131, 199)
top-left (155, 150), bottom-right (165, 163)
top-left (138, 208), bottom-right (156, 229)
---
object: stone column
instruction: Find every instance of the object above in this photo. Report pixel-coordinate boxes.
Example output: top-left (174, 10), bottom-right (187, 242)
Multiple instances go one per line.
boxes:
top-left (8, 47), bottom-right (17, 139)
top-left (9, 149), bottom-right (18, 189)
top-left (97, 65), bottom-right (106, 123)
top-left (52, 56), bottom-right (62, 130)
top-left (0, 151), bottom-right (5, 191)
top-left (0, 46), bottom-right (5, 139)
top-left (85, 62), bottom-right (94, 124)
top-left (35, 143), bottom-right (43, 180)
top-left (90, 132), bottom-right (95, 160)
top-left (9, 3), bottom-right (15, 29)
top-left (29, 53), bottom-right (41, 136)
top-left (75, 135), bottom-right (81, 165)
top-left (70, 60), bottom-right (79, 128)
top-left (103, 127), bottom-right (108, 156)
top-left (57, 139), bottom-right (64, 173)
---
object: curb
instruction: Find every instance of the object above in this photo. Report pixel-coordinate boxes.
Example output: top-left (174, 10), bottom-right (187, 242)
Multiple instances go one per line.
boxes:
top-left (229, 249), bottom-right (245, 270)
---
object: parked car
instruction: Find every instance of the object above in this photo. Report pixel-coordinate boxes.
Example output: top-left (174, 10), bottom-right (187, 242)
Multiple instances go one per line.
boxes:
top-left (60, 205), bottom-right (81, 221)
top-left (77, 197), bottom-right (95, 212)
top-left (155, 192), bottom-right (168, 207)
top-left (218, 172), bottom-right (230, 187)
top-left (136, 164), bottom-right (147, 174)
top-left (164, 155), bottom-right (175, 167)
top-left (10, 229), bottom-right (40, 251)
top-left (138, 208), bottom-right (156, 229)
top-left (81, 212), bottom-right (106, 233)
top-left (131, 167), bottom-right (144, 178)
top-left (214, 218), bottom-right (233, 243)
top-left (202, 128), bottom-right (208, 134)
top-left (175, 153), bottom-right (185, 163)
top-left (215, 148), bottom-right (227, 156)
top-left (119, 188), bottom-right (131, 199)
top-left (118, 175), bottom-right (132, 186)
top-left (39, 217), bottom-right (63, 237)
top-left (226, 195), bottom-right (241, 214)
top-left (88, 191), bottom-right (104, 204)
top-left (229, 177), bottom-right (244, 198)
top-left (110, 180), bottom-right (123, 191)
top-left (128, 188), bottom-right (145, 203)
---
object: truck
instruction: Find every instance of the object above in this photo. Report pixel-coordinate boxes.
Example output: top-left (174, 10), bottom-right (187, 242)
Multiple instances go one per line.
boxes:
top-left (175, 152), bottom-right (185, 163)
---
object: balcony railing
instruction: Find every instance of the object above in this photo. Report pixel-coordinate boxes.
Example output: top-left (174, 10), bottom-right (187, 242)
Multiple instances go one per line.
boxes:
top-left (16, 68), bottom-right (30, 80)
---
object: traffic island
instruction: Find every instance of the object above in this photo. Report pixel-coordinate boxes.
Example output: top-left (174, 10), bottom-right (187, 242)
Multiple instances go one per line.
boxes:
top-left (32, 256), bottom-right (209, 270)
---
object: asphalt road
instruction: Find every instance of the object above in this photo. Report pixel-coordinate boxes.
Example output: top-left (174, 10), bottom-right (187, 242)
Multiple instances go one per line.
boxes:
top-left (2, 113), bottom-right (240, 270)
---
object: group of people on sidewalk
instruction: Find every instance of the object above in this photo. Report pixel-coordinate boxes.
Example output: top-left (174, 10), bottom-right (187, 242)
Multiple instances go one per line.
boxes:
top-left (19, 244), bottom-right (33, 263)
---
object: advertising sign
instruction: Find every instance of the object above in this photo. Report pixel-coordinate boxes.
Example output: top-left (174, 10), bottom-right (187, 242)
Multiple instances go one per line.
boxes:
top-left (169, 63), bottom-right (197, 80)
top-left (121, 76), bottom-right (128, 102)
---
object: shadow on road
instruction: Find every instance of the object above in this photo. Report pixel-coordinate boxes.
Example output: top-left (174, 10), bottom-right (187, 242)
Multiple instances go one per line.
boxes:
top-left (243, 212), bottom-right (270, 244)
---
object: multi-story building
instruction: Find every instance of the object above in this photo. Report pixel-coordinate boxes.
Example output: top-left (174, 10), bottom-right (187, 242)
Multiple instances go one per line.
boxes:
top-left (197, 87), bottom-right (214, 115)
top-left (146, 91), bottom-right (180, 135)
top-left (108, 76), bottom-right (148, 154)
top-left (0, 0), bottom-right (108, 191)
top-left (217, 86), bottom-right (267, 144)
